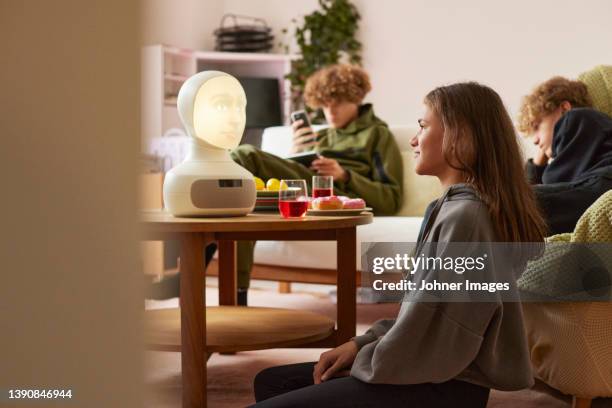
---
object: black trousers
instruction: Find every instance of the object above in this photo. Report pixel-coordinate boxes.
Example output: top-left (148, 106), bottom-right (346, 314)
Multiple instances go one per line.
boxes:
top-left (250, 362), bottom-right (490, 408)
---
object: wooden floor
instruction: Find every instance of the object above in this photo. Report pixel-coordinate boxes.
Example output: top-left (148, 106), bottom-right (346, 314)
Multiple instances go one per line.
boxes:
top-left (144, 285), bottom-right (612, 408)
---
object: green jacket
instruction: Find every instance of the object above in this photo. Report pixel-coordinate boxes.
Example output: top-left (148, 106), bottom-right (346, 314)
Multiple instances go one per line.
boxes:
top-left (311, 104), bottom-right (404, 215)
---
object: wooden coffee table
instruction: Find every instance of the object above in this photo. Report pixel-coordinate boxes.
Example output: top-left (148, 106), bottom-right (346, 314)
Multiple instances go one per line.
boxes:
top-left (140, 210), bottom-right (373, 408)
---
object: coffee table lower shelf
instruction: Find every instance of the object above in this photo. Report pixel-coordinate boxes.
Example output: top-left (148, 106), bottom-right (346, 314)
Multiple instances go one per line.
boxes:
top-left (145, 306), bottom-right (336, 353)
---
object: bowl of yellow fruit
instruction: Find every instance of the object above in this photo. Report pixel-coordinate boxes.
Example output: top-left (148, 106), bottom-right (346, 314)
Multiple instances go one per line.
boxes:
top-left (254, 177), bottom-right (281, 211)
top-left (255, 177), bottom-right (282, 196)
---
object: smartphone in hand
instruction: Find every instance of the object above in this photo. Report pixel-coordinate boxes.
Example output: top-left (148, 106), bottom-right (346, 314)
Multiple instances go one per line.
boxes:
top-left (290, 110), bottom-right (312, 130)
top-left (290, 110), bottom-right (320, 155)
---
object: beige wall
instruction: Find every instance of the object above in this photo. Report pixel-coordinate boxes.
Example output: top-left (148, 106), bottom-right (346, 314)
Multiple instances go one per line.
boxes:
top-left (210, 0), bottom-right (612, 129)
top-left (142, 0), bottom-right (224, 50)
top-left (0, 1), bottom-right (142, 406)
top-left (142, 0), bottom-right (318, 54)
top-left (355, 0), bottom-right (612, 125)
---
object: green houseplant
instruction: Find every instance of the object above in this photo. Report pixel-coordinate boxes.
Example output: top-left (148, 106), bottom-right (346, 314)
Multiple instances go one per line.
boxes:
top-left (282, 0), bottom-right (363, 119)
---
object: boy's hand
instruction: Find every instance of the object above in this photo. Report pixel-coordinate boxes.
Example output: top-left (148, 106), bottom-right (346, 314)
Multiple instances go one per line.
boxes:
top-left (290, 120), bottom-right (318, 154)
top-left (311, 156), bottom-right (348, 182)
top-left (313, 341), bottom-right (358, 384)
top-left (533, 147), bottom-right (549, 167)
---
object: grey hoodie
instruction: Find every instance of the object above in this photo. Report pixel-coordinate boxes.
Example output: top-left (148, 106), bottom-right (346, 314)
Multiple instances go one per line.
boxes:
top-left (350, 184), bottom-right (534, 391)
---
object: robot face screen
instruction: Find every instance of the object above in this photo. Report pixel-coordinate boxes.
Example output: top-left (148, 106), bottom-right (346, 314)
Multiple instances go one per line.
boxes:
top-left (193, 76), bottom-right (247, 149)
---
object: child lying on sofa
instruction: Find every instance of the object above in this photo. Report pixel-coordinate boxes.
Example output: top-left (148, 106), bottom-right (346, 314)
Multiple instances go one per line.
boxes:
top-left (518, 69), bottom-right (612, 235)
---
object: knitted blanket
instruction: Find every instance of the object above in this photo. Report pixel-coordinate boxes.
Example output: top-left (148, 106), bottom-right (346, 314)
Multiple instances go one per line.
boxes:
top-left (518, 191), bottom-right (612, 300)
top-left (579, 65), bottom-right (612, 117)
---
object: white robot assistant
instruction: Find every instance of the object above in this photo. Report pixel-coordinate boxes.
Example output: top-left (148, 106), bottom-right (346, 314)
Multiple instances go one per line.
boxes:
top-left (163, 71), bottom-right (256, 216)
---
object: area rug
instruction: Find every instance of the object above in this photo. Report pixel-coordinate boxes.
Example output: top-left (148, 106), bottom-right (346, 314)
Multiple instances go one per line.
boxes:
top-left (145, 283), bottom-right (612, 408)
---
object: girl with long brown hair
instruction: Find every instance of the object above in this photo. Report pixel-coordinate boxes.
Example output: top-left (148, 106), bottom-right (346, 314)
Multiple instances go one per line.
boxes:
top-left (423, 82), bottom-right (547, 242)
top-left (249, 82), bottom-right (546, 408)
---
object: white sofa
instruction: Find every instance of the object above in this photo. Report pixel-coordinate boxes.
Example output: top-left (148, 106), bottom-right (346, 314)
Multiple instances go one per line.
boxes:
top-left (251, 125), bottom-right (443, 272)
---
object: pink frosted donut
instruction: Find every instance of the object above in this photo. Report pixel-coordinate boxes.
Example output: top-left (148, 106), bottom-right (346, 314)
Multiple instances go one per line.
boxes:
top-left (313, 196), bottom-right (343, 210)
top-left (342, 198), bottom-right (366, 209)
top-left (336, 196), bottom-right (351, 203)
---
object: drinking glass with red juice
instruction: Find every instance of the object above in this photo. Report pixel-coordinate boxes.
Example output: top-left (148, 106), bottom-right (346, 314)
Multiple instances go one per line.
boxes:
top-left (279, 179), bottom-right (309, 218)
top-left (312, 175), bottom-right (333, 198)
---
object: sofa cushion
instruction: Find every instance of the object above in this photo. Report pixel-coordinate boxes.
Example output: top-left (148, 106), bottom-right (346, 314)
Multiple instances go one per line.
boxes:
top-left (385, 126), bottom-right (442, 216)
top-left (261, 125), bottom-right (416, 157)
top-left (260, 125), bottom-right (327, 157)
top-left (399, 151), bottom-right (443, 216)
top-left (253, 216), bottom-right (424, 270)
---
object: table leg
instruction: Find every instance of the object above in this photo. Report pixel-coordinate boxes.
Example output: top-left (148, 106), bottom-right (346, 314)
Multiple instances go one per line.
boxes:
top-left (179, 232), bottom-right (212, 408)
top-left (336, 227), bottom-right (357, 344)
top-left (217, 240), bottom-right (237, 306)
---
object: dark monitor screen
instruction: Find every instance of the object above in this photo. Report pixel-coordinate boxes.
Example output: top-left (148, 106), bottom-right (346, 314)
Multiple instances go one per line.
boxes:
top-left (237, 77), bottom-right (282, 128)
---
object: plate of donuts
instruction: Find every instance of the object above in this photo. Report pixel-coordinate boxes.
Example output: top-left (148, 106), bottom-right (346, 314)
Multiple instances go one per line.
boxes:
top-left (306, 196), bottom-right (372, 216)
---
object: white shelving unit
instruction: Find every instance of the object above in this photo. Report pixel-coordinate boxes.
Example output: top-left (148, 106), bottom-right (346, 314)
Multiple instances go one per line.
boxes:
top-left (141, 44), bottom-right (295, 150)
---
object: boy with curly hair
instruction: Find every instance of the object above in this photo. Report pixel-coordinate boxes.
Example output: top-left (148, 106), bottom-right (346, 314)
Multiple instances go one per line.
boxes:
top-left (230, 64), bottom-right (404, 303)
top-left (233, 64), bottom-right (403, 213)
top-left (517, 66), bottom-right (612, 235)
top-left (518, 76), bottom-right (593, 178)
